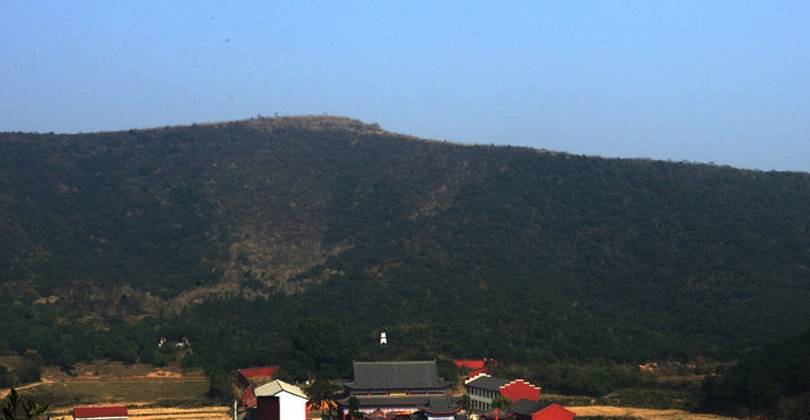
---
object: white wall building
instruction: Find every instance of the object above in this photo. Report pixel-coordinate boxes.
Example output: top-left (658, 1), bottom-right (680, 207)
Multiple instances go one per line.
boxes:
top-left (253, 379), bottom-right (309, 420)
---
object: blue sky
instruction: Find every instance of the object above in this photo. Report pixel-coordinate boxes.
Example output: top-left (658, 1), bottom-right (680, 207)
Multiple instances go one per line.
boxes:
top-left (2, 1), bottom-right (809, 172)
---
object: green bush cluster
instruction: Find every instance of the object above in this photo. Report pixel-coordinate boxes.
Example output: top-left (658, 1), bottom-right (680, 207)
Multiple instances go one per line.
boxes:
top-left (701, 328), bottom-right (810, 418)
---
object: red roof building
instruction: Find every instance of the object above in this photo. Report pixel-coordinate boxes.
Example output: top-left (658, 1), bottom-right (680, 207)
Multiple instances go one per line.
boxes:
top-left (499, 379), bottom-right (542, 403)
top-left (72, 406), bottom-right (128, 420)
top-left (241, 384), bottom-right (258, 409)
top-left (531, 403), bottom-right (575, 420)
top-left (453, 359), bottom-right (487, 370)
top-left (454, 358), bottom-right (498, 380)
top-left (238, 366), bottom-right (281, 387)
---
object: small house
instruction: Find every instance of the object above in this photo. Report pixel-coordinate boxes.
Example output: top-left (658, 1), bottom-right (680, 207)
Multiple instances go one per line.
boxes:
top-left (250, 379), bottom-right (309, 420)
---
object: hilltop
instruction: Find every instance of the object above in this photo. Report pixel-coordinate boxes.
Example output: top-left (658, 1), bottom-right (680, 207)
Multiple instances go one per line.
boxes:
top-left (2, 115), bottom-right (810, 384)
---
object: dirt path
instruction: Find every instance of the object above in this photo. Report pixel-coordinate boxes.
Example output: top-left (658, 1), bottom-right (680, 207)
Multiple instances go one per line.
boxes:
top-left (569, 405), bottom-right (734, 420)
top-left (0, 378), bottom-right (52, 399)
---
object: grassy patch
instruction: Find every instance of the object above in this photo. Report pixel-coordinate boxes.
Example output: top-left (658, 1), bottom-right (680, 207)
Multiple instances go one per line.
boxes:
top-left (20, 379), bottom-right (211, 408)
top-left (597, 387), bottom-right (700, 410)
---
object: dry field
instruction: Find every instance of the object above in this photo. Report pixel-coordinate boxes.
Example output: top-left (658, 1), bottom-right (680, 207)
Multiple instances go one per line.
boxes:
top-left (47, 405), bottom-right (231, 420)
top-left (0, 363), bottom-right (217, 417)
top-left (24, 378), bottom-right (210, 406)
top-left (569, 405), bottom-right (735, 420)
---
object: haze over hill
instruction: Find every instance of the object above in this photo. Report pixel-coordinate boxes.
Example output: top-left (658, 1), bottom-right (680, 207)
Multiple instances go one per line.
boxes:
top-left (2, 116), bottom-right (810, 381)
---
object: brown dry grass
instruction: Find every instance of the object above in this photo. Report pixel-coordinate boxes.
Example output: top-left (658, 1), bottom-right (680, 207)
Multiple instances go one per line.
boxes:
top-left (569, 405), bottom-right (735, 420)
top-left (48, 405), bottom-right (231, 420)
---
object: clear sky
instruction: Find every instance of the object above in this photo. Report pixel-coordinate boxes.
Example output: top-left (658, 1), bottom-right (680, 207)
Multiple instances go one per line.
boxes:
top-left (2, 1), bottom-right (809, 172)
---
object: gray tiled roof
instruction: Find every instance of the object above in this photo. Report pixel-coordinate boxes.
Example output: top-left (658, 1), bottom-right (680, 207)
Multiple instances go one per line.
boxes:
top-left (338, 394), bottom-right (431, 407)
top-left (465, 375), bottom-right (510, 391)
top-left (346, 361), bottom-right (448, 390)
top-left (424, 396), bottom-right (459, 413)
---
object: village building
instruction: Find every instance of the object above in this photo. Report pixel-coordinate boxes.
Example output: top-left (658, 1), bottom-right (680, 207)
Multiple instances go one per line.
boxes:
top-left (338, 361), bottom-right (458, 418)
top-left (245, 379), bottom-right (309, 420)
top-left (453, 359), bottom-right (496, 380)
top-left (479, 400), bottom-right (575, 420)
top-left (465, 375), bottom-right (541, 412)
top-left (465, 375), bottom-right (507, 412)
top-left (239, 366), bottom-right (282, 388)
top-left (510, 400), bottom-right (542, 419)
top-left (418, 397), bottom-right (464, 420)
top-left (513, 403), bottom-right (575, 420)
top-left (72, 406), bottom-right (128, 420)
top-left (238, 366), bottom-right (283, 412)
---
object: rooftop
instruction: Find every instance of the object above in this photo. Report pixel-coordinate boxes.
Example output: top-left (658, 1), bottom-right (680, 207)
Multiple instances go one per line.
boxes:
top-left (465, 375), bottom-right (510, 391)
top-left (346, 360), bottom-right (449, 391)
top-left (510, 399), bottom-right (542, 416)
top-left (255, 379), bottom-right (308, 399)
top-left (535, 403), bottom-right (575, 419)
top-left (238, 366), bottom-right (280, 379)
top-left (73, 406), bottom-right (128, 418)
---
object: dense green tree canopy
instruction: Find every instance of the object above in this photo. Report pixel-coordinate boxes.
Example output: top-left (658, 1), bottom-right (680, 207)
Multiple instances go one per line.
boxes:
top-left (702, 328), bottom-right (810, 418)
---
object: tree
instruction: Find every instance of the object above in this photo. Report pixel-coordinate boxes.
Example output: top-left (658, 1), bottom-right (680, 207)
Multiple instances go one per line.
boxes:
top-left (0, 366), bottom-right (10, 388)
top-left (14, 359), bottom-right (40, 386)
top-left (348, 396), bottom-right (361, 419)
top-left (291, 319), bottom-right (354, 379)
top-left (1, 388), bottom-right (49, 420)
top-left (491, 395), bottom-right (511, 411)
top-left (459, 394), bottom-right (471, 412)
top-left (205, 367), bottom-right (234, 403)
top-left (180, 352), bottom-right (201, 370)
top-left (306, 380), bottom-right (340, 420)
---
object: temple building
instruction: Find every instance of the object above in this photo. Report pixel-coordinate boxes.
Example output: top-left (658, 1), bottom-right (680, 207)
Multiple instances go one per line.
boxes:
top-left (338, 360), bottom-right (459, 419)
top-left (512, 403), bottom-right (575, 420)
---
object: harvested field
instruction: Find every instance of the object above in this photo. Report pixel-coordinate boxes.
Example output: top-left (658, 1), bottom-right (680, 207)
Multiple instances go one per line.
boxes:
top-left (569, 405), bottom-right (734, 420)
top-left (47, 405), bottom-right (231, 420)
top-left (22, 378), bottom-right (210, 408)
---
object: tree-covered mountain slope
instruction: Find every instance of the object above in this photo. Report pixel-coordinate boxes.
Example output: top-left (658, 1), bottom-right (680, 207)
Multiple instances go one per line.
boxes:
top-left (2, 115), bottom-right (810, 368)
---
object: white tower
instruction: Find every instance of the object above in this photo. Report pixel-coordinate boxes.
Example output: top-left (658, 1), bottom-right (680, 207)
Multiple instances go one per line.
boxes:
top-left (379, 331), bottom-right (387, 346)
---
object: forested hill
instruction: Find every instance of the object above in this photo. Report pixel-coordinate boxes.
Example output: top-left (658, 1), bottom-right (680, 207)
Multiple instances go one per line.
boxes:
top-left (2, 115), bottom-right (810, 369)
